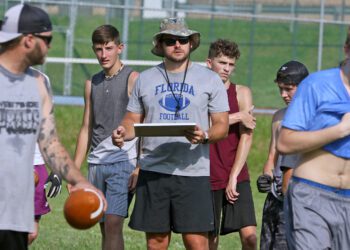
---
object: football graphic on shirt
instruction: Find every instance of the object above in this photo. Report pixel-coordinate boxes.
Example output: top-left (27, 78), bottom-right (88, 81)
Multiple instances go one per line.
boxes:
top-left (159, 94), bottom-right (190, 112)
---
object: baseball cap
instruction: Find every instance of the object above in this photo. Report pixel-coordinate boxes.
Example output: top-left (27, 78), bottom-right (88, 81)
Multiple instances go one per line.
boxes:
top-left (0, 3), bottom-right (52, 43)
top-left (275, 60), bottom-right (309, 85)
top-left (151, 17), bottom-right (200, 57)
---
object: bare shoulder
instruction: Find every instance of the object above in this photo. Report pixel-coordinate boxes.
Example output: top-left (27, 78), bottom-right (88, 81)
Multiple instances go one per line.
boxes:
top-left (129, 71), bottom-right (139, 82)
top-left (235, 84), bottom-right (253, 110)
top-left (272, 107), bottom-right (287, 123)
top-left (236, 84), bottom-right (252, 94)
top-left (84, 79), bottom-right (92, 91)
top-left (127, 71), bottom-right (139, 96)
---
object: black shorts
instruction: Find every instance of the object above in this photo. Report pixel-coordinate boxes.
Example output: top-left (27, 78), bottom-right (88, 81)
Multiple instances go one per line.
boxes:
top-left (212, 181), bottom-right (257, 235)
top-left (129, 170), bottom-right (214, 233)
top-left (260, 192), bottom-right (287, 250)
top-left (0, 230), bottom-right (28, 250)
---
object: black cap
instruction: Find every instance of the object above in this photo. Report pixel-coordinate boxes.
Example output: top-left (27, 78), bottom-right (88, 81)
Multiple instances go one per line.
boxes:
top-left (0, 3), bottom-right (52, 43)
top-left (275, 60), bottom-right (309, 85)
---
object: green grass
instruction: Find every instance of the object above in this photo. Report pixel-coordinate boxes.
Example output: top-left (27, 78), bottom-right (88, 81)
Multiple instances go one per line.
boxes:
top-left (29, 106), bottom-right (271, 250)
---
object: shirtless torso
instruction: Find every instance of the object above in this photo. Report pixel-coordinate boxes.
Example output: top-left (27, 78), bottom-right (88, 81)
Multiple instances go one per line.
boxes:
top-left (294, 149), bottom-right (350, 188)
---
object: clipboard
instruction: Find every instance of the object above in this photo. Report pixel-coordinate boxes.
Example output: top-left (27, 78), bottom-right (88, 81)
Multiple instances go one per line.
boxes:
top-left (134, 123), bottom-right (196, 137)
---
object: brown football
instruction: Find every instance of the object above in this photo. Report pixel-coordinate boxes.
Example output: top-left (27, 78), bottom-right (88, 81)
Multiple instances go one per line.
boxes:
top-left (34, 170), bottom-right (39, 187)
top-left (64, 188), bottom-right (104, 230)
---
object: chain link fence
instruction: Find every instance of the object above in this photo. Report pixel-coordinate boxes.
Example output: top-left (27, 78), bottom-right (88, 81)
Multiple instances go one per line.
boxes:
top-left (1, 0), bottom-right (349, 108)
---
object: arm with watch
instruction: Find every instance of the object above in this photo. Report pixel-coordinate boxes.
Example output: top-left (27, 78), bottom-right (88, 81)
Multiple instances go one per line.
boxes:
top-left (205, 111), bottom-right (230, 144)
top-left (185, 111), bottom-right (229, 144)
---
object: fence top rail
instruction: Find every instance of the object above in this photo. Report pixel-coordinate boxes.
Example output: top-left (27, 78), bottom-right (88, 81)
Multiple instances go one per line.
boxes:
top-left (46, 57), bottom-right (206, 66)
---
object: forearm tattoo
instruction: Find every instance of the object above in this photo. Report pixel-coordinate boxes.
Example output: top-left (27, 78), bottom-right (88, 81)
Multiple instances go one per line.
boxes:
top-left (38, 106), bottom-right (78, 184)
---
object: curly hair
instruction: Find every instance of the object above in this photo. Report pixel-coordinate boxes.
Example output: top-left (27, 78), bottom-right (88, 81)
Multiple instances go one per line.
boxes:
top-left (208, 39), bottom-right (240, 59)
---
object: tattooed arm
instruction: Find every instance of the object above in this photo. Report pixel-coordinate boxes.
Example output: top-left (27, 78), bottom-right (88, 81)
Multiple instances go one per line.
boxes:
top-left (36, 74), bottom-right (107, 208)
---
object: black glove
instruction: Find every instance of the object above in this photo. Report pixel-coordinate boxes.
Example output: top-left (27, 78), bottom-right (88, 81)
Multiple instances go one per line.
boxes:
top-left (257, 174), bottom-right (272, 193)
top-left (45, 172), bottom-right (62, 198)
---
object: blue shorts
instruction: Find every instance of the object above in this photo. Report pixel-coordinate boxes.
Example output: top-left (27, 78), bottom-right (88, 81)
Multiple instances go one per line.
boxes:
top-left (88, 159), bottom-right (136, 220)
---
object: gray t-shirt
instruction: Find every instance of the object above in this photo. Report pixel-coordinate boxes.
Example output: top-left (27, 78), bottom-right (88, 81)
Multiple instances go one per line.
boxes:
top-left (128, 63), bottom-right (229, 176)
top-left (0, 66), bottom-right (43, 232)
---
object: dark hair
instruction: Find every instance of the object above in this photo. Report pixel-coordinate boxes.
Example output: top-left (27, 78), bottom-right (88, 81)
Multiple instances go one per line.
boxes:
top-left (208, 39), bottom-right (240, 59)
top-left (91, 25), bottom-right (120, 45)
top-left (0, 36), bottom-right (23, 52)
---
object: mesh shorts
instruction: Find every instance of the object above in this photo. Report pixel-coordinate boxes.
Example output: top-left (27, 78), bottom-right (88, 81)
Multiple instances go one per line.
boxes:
top-left (88, 159), bottom-right (136, 219)
top-left (212, 181), bottom-right (256, 235)
top-left (34, 164), bottom-right (50, 217)
top-left (285, 177), bottom-right (350, 250)
top-left (260, 193), bottom-right (287, 250)
top-left (129, 170), bottom-right (214, 233)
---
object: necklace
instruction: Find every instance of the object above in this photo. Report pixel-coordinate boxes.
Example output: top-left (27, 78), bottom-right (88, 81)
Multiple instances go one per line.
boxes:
top-left (104, 64), bottom-right (124, 79)
top-left (162, 59), bottom-right (190, 117)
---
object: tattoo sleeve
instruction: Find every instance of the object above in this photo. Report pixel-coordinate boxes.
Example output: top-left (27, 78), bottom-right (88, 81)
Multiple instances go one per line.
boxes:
top-left (38, 104), bottom-right (83, 185)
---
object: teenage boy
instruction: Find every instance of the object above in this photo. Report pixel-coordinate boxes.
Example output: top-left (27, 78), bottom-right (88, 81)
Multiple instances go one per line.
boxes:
top-left (206, 39), bottom-right (257, 250)
top-left (257, 60), bottom-right (309, 250)
top-left (73, 25), bottom-right (139, 250)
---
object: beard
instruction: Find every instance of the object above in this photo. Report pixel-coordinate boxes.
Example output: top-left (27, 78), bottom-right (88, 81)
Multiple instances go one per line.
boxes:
top-left (27, 42), bottom-right (46, 66)
top-left (164, 50), bottom-right (190, 64)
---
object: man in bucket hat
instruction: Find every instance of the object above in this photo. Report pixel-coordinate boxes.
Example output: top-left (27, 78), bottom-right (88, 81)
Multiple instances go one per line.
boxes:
top-left (112, 17), bottom-right (229, 249)
top-left (0, 4), bottom-right (106, 249)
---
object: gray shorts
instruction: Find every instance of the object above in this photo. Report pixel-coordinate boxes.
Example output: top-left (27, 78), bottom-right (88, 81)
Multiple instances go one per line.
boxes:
top-left (88, 159), bottom-right (136, 219)
top-left (285, 176), bottom-right (350, 250)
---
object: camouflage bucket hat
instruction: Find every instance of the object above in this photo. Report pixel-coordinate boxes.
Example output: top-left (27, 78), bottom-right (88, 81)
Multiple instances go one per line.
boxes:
top-left (151, 17), bottom-right (200, 57)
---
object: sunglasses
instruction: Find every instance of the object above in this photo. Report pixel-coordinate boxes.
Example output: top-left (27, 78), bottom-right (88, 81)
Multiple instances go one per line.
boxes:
top-left (162, 37), bottom-right (189, 46)
top-left (32, 34), bottom-right (53, 46)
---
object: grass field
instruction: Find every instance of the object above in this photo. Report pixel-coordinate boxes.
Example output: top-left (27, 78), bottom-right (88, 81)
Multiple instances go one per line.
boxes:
top-left (29, 106), bottom-right (272, 250)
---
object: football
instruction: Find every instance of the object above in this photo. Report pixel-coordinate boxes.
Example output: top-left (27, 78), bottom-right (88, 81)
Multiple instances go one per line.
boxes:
top-left (34, 170), bottom-right (39, 187)
top-left (64, 188), bottom-right (104, 230)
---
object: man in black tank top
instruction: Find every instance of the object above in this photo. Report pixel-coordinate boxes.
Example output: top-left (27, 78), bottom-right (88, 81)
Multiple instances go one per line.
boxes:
top-left (72, 24), bottom-right (139, 250)
top-left (0, 4), bottom-right (106, 250)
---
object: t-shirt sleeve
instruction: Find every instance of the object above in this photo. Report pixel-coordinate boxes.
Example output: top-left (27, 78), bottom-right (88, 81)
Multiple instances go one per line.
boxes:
top-left (127, 76), bottom-right (144, 114)
top-left (208, 74), bottom-right (229, 113)
top-left (280, 153), bottom-right (300, 171)
top-left (282, 76), bottom-right (318, 131)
